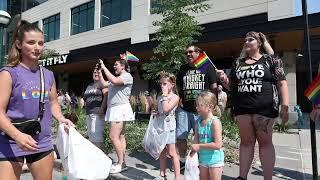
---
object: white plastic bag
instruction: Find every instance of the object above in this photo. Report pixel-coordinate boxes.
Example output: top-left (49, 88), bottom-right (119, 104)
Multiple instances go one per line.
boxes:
top-left (56, 124), bottom-right (69, 167)
top-left (142, 114), bottom-right (169, 160)
top-left (184, 151), bottom-right (200, 180)
top-left (56, 124), bottom-right (112, 180)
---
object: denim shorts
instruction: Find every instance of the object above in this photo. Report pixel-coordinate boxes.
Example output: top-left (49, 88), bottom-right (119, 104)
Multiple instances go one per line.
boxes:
top-left (176, 107), bottom-right (199, 140)
top-left (166, 130), bottom-right (176, 144)
top-left (86, 114), bottom-right (106, 143)
top-left (199, 162), bottom-right (224, 168)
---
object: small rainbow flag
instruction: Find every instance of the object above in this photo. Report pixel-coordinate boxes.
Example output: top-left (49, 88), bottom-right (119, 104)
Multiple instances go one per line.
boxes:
top-left (192, 52), bottom-right (212, 72)
top-left (304, 73), bottom-right (320, 103)
top-left (126, 51), bottom-right (140, 62)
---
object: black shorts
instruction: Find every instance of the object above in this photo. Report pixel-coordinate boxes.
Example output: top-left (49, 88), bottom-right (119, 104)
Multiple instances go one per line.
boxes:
top-left (0, 149), bottom-right (53, 164)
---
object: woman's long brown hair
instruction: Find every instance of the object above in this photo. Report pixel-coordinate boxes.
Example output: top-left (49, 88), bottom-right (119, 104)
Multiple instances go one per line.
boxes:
top-left (7, 20), bottom-right (43, 67)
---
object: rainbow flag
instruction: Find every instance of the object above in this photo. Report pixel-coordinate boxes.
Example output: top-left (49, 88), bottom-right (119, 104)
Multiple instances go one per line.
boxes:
top-left (126, 51), bottom-right (140, 62)
top-left (192, 52), bottom-right (211, 72)
top-left (304, 73), bottom-right (320, 103)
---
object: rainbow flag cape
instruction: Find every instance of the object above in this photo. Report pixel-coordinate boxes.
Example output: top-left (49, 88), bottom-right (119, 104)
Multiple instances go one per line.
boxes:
top-left (304, 73), bottom-right (320, 103)
top-left (192, 52), bottom-right (211, 72)
top-left (126, 51), bottom-right (140, 62)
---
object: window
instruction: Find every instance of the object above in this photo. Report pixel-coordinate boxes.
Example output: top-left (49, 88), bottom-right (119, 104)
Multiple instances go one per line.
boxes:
top-left (21, 0), bottom-right (48, 12)
top-left (101, 0), bottom-right (131, 27)
top-left (43, 14), bottom-right (60, 42)
top-left (150, 0), bottom-right (163, 14)
top-left (71, 1), bottom-right (95, 35)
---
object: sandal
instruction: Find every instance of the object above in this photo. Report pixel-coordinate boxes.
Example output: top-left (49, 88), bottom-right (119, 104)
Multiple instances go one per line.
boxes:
top-left (235, 176), bottom-right (246, 180)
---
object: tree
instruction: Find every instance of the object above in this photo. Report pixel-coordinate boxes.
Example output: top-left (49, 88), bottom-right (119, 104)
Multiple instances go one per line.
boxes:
top-left (143, 0), bottom-right (210, 80)
top-left (39, 49), bottom-right (60, 60)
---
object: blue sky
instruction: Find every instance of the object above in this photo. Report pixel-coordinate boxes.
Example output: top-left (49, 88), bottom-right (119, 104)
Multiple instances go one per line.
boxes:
top-left (294, 0), bottom-right (320, 15)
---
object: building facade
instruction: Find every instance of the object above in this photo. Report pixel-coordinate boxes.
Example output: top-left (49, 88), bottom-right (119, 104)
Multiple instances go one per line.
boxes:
top-left (20, 0), bottom-right (320, 113)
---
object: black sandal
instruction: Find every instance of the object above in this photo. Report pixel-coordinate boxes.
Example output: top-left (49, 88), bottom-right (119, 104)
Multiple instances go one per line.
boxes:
top-left (235, 176), bottom-right (246, 180)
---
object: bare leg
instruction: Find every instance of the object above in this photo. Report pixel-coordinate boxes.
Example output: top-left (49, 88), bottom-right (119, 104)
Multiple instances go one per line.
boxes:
top-left (209, 167), bottom-right (223, 180)
top-left (0, 160), bottom-right (23, 180)
top-left (167, 144), bottom-right (181, 179)
top-left (109, 122), bottom-right (125, 164)
top-left (199, 165), bottom-right (209, 180)
top-left (236, 115), bottom-right (256, 179)
top-left (159, 148), bottom-right (167, 177)
top-left (28, 152), bottom-right (54, 180)
top-left (120, 122), bottom-right (126, 163)
top-left (253, 115), bottom-right (275, 180)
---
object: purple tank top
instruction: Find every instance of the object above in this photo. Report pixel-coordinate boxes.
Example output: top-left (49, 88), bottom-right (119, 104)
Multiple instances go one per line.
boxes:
top-left (0, 64), bottom-right (54, 158)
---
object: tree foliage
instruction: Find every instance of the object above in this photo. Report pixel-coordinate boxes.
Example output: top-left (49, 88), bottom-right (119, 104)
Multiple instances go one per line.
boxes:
top-left (143, 0), bottom-right (210, 79)
top-left (39, 49), bottom-right (60, 60)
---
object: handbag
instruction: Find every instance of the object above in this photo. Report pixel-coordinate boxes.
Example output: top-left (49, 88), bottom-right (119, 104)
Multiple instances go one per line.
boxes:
top-left (1, 67), bottom-right (45, 140)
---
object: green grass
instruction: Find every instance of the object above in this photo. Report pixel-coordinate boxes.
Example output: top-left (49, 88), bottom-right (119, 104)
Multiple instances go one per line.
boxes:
top-left (273, 123), bottom-right (295, 133)
top-left (221, 110), bottom-right (240, 143)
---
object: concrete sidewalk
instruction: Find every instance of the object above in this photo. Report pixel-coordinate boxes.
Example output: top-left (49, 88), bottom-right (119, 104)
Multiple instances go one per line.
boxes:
top-left (106, 132), bottom-right (305, 180)
top-left (21, 131), bottom-right (310, 180)
top-left (299, 129), bottom-right (320, 180)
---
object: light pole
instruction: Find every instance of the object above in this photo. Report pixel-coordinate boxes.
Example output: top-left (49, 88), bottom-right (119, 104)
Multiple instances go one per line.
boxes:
top-left (0, 10), bottom-right (11, 67)
top-left (301, 0), bottom-right (318, 179)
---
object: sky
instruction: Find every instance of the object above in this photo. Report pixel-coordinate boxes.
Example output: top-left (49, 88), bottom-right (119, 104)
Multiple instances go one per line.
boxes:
top-left (294, 0), bottom-right (320, 15)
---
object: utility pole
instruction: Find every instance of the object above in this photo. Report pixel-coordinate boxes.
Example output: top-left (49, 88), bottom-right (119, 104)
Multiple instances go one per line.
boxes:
top-left (301, 0), bottom-right (318, 179)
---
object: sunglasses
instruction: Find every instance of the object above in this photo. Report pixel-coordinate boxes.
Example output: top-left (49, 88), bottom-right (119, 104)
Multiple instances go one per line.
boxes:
top-left (185, 50), bottom-right (195, 55)
top-left (245, 37), bottom-right (256, 43)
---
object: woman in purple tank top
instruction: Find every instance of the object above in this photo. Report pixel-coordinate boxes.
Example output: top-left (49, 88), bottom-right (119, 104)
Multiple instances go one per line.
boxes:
top-left (0, 20), bottom-right (74, 180)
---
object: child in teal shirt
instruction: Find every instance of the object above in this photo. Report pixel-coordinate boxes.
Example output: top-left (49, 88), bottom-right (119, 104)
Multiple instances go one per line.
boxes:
top-left (191, 91), bottom-right (224, 180)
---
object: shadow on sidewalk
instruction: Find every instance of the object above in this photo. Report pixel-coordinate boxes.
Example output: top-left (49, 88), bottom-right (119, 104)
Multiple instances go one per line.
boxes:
top-left (221, 175), bottom-right (236, 180)
top-left (128, 151), bottom-right (160, 170)
top-left (112, 166), bottom-right (156, 180)
top-left (251, 166), bottom-right (308, 179)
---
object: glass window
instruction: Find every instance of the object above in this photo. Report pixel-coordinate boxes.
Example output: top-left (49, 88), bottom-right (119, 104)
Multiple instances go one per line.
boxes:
top-left (21, 0), bottom-right (48, 12)
top-left (71, 1), bottom-right (95, 35)
top-left (101, 0), bottom-right (131, 27)
top-left (150, 0), bottom-right (163, 14)
top-left (0, 0), bottom-right (7, 10)
top-left (43, 14), bottom-right (60, 42)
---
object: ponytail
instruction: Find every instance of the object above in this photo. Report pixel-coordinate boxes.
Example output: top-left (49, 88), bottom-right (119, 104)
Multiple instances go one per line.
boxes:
top-left (7, 20), bottom-right (42, 67)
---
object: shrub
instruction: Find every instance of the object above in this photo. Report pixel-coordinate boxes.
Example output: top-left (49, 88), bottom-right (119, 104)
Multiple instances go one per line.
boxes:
top-left (221, 110), bottom-right (239, 142)
top-left (51, 107), bottom-right (87, 135)
top-left (103, 119), bottom-right (149, 153)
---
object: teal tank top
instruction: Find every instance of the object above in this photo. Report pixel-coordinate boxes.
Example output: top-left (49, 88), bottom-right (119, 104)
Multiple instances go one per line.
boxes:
top-left (197, 116), bottom-right (224, 165)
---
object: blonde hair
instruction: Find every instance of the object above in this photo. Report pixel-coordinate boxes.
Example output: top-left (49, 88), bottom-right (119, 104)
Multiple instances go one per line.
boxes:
top-left (239, 31), bottom-right (274, 59)
top-left (197, 91), bottom-right (221, 117)
top-left (159, 71), bottom-right (177, 94)
top-left (7, 20), bottom-right (43, 67)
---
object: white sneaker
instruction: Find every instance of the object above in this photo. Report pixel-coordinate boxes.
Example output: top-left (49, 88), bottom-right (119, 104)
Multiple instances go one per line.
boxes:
top-left (109, 163), bottom-right (128, 174)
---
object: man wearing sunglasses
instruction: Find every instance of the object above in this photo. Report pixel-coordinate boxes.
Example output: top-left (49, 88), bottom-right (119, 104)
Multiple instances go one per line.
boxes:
top-left (176, 45), bottom-right (217, 168)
